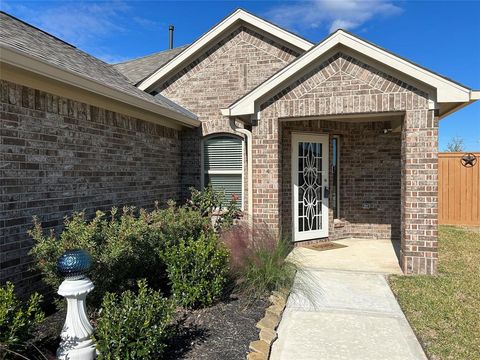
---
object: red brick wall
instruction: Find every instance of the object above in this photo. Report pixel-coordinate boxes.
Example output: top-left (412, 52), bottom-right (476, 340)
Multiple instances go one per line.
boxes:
top-left (257, 52), bottom-right (438, 274)
top-left (401, 109), bottom-right (439, 274)
top-left (155, 25), bottom-right (300, 201)
top-left (0, 80), bottom-right (182, 295)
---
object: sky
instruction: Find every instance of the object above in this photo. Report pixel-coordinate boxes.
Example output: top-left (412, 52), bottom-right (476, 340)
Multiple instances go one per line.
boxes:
top-left (1, 0), bottom-right (479, 150)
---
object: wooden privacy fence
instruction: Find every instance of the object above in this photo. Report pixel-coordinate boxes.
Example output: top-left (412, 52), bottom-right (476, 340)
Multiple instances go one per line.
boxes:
top-left (438, 152), bottom-right (480, 225)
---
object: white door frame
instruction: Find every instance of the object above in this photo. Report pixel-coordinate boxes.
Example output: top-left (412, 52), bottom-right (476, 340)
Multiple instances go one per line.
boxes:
top-left (292, 133), bottom-right (329, 241)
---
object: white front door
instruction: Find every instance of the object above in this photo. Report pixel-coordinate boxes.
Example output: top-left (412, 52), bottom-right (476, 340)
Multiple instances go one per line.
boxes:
top-left (292, 133), bottom-right (329, 241)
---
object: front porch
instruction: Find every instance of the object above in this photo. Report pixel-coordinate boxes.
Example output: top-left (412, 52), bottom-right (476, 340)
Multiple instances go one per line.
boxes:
top-left (289, 237), bottom-right (403, 274)
top-left (242, 50), bottom-right (441, 275)
top-left (280, 117), bottom-right (402, 244)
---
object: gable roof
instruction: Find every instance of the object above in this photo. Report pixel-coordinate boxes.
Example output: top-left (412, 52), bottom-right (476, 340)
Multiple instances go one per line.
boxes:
top-left (223, 29), bottom-right (480, 119)
top-left (137, 8), bottom-right (314, 91)
top-left (0, 11), bottom-right (199, 127)
top-left (112, 45), bottom-right (189, 85)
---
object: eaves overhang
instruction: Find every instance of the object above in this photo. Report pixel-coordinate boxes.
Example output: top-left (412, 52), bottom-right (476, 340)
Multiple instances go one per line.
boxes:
top-left (0, 44), bottom-right (200, 128)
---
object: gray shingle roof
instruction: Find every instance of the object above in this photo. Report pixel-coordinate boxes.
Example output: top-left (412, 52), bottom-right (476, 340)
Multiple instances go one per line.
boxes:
top-left (0, 12), bottom-right (197, 121)
top-left (112, 45), bottom-right (189, 85)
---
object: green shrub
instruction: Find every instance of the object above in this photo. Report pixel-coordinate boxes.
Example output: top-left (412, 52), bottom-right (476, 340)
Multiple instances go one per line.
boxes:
top-left (221, 224), bottom-right (296, 299)
top-left (149, 200), bottom-right (212, 246)
top-left (94, 280), bottom-right (174, 360)
top-left (29, 207), bottom-right (164, 307)
top-left (161, 232), bottom-right (230, 309)
top-left (29, 187), bottom-right (232, 310)
top-left (188, 184), bottom-right (241, 230)
top-left (0, 282), bottom-right (45, 358)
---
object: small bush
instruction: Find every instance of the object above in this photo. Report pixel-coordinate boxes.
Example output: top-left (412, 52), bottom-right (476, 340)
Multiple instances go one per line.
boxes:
top-left (221, 223), bottom-right (296, 299)
top-left (29, 186), bottom-right (233, 311)
top-left (161, 232), bottom-right (230, 309)
top-left (94, 280), bottom-right (174, 360)
top-left (29, 207), bottom-right (163, 307)
top-left (0, 282), bottom-right (45, 358)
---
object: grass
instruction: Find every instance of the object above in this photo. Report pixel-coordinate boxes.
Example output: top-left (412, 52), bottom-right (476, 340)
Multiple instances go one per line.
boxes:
top-left (389, 226), bottom-right (480, 360)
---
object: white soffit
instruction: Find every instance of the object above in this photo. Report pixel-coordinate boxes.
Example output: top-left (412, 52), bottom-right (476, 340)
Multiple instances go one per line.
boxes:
top-left (138, 9), bottom-right (314, 91)
top-left (224, 30), bottom-right (475, 117)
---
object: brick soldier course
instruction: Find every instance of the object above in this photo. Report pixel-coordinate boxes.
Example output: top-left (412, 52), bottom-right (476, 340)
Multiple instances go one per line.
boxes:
top-left (1, 9), bottom-right (478, 293)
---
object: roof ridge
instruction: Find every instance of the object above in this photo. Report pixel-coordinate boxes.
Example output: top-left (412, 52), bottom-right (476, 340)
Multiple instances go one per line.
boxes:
top-left (0, 11), bottom-right (77, 49)
top-left (233, 8), bottom-right (314, 48)
top-left (112, 44), bottom-right (190, 65)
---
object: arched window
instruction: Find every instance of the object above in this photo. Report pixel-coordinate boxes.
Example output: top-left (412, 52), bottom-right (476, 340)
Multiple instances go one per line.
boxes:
top-left (202, 135), bottom-right (243, 207)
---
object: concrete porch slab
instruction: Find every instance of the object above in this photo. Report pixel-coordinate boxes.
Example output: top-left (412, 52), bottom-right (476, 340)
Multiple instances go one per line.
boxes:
top-left (288, 238), bottom-right (403, 274)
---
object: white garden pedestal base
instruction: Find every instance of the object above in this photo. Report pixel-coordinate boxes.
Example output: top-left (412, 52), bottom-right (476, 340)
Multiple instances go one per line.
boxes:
top-left (57, 277), bottom-right (96, 360)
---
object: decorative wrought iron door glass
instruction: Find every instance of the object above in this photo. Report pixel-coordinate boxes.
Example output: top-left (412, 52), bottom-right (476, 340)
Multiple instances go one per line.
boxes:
top-left (298, 142), bottom-right (323, 232)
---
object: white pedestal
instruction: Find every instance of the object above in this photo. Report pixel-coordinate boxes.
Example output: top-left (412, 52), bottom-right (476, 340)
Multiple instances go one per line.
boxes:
top-left (57, 277), bottom-right (96, 360)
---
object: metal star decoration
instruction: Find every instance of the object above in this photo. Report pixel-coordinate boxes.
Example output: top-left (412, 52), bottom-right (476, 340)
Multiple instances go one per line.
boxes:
top-left (461, 153), bottom-right (477, 168)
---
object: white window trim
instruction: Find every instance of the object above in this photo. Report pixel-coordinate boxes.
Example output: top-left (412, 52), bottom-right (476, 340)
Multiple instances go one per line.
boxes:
top-left (200, 134), bottom-right (245, 211)
top-left (333, 135), bottom-right (340, 219)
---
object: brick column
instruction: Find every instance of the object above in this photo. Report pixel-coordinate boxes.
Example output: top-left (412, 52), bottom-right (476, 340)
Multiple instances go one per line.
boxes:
top-left (252, 116), bottom-right (281, 235)
top-left (401, 109), bottom-right (438, 274)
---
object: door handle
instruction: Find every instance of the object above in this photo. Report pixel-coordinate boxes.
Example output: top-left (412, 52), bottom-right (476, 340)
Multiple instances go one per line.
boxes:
top-left (323, 187), bottom-right (330, 198)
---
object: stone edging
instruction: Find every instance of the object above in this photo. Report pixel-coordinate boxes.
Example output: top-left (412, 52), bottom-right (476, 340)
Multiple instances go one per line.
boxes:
top-left (247, 289), bottom-right (289, 360)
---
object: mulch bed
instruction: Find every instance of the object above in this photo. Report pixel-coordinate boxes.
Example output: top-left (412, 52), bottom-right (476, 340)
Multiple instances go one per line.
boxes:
top-left (165, 294), bottom-right (267, 360)
top-left (29, 294), bottom-right (267, 360)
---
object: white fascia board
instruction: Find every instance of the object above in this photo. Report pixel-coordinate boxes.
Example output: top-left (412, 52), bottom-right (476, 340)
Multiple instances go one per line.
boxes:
top-left (227, 30), bottom-right (472, 116)
top-left (0, 45), bottom-right (200, 127)
top-left (339, 32), bottom-right (471, 102)
top-left (439, 90), bottom-right (480, 119)
top-left (138, 9), bottom-right (314, 91)
top-left (471, 90), bottom-right (480, 100)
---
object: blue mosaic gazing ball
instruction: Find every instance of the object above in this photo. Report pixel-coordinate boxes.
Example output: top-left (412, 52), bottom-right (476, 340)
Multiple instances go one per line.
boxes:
top-left (57, 249), bottom-right (92, 279)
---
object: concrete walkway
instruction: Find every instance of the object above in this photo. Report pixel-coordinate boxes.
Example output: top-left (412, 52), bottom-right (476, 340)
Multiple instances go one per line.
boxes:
top-left (270, 239), bottom-right (427, 360)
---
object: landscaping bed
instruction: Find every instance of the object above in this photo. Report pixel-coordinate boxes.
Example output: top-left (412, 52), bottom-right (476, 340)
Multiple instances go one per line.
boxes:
top-left (28, 294), bottom-right (267, 360)
top-left (166, 295), bottom-right (267, 360)
top-left (389, 226), bottom-right (480, 360)
top-left (1, 186), bottom-right (294, 359)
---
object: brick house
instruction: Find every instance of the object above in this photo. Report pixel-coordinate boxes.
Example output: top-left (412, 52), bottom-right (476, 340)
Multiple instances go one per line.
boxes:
top-left (1, 9), bottom-right (478, 293)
